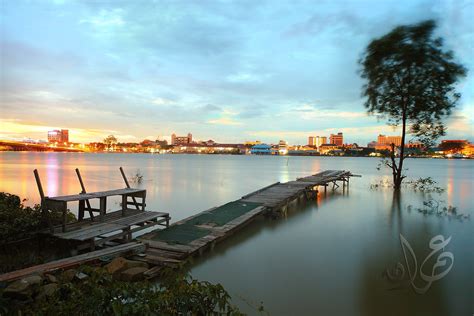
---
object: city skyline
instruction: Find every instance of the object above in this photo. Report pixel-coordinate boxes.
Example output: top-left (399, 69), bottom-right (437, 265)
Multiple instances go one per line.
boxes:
top-left (1, 0), bottom-right (473, 145)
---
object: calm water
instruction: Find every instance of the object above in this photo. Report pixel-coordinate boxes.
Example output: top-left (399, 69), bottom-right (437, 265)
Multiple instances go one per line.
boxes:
top-left (0, 152), bottom-right (472, 315)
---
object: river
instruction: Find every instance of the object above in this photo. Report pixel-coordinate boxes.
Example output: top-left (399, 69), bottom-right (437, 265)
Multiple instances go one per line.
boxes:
top-left (0, 152), bottom-right (472, 315)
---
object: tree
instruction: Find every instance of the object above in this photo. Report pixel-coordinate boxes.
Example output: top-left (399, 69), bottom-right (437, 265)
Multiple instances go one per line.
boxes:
top-left (438, 140), bottom-right (466, 154)
top-left (103, 135), bottom-right (118, 151)
top-left (359, 20), bottom-right (466, 189)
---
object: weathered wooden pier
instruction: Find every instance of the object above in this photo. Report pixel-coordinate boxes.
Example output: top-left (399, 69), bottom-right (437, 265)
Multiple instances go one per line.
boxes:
top-left (135, 170), bottom-right (356, 276)
top-left (0, 169), bottom-right (357, 282)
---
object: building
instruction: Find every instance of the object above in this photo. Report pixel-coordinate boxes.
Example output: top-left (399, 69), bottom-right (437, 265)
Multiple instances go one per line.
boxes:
top-left (250, 144), bottom-right (273, 155)
top-left (244, 140), bottom-right (262, 147)
top-left (319, 144), bottom-right (340, 155)
top-left (439, 140), bottom-right (470, 154)
top-left (278, 140), bottom-right (288, 155)
top-left (171, 133), bottom-right (192, 145)
top-left (377, 134), bottom-right (402, 146)
top-left (172, 143), bottom-right (245, 154)
top-left (48, 129), bottom-right (69, 143)
top-left (329, 133), bottom-right (343, 146)
top-left (308, 136), bottom-right (327, 148)
top-left (315, 136), bottom-right (327, 148)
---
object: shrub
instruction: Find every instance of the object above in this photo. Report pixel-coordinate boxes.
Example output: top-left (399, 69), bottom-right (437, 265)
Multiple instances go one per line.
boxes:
top-left (0, 192), bottom-right (75, 243)
top-left (9, 267), bottom-right (243, 315)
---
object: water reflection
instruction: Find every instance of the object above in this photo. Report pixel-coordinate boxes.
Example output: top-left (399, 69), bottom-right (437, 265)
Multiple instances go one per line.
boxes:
top-left (0, 153), bottom-right (472, 315)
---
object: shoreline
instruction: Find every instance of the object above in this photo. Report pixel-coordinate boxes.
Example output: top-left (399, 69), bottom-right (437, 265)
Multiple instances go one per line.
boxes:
top-left (0, 150), bottom-right (471, 159)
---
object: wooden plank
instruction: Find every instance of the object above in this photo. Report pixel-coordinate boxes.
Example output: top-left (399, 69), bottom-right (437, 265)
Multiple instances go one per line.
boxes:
top-left (143, 254), bottom-right (182, 264)
top-left (141, 240), bottom-right (194, 254)
top-left (46, 188), bottom-right (145, 202)
top-left (145, 248), bottom-right (187, 259)
top-left (111, 211), bottom-right (169, 226)
top-left (55, 223), bottom-right (126, 241)
top-left (0, 242), bottom-right (146, 282)
top-left (143, 266), bottom-right (162, 279)
top-left (241, 182), bottom-right (280, 199)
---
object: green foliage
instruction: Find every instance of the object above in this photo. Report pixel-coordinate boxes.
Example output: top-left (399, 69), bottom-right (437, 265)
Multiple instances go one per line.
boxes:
top-left (407, 199), bottom-right (469, 222)
top-left (130, 169), bottom-right (144, 185)
top-left (438, 140), bottom-right (466, 153)
top-left (9, 267), bottom-right (243, 316)
top-left (359, 19), bottom-right (466, 189)
top-left (407, 177), bottom-right (444, 193)
top-left (370, 177), bottom-right (444, 193)
top-left (0, 192), bottom-right (75, 243)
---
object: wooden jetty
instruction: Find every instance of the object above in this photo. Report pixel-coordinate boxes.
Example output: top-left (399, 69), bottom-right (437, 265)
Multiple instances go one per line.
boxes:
top-left (0, 242), bottom-right (146, 282)
top-left (136, 170), bottom-right (356, 277)
top-left (0, 169), bottom-right (357, 282)
top-left (34, 167), bottom-right (170, 251)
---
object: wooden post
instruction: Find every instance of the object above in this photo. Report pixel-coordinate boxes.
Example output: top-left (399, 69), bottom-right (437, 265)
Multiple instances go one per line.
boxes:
top-left (75, 168), bottom-right (94, 220)
top-left (61, 201), bottom-right (67, 232)
top-left (34, 169), bottom-right (45, 201)
top-left (119, 167), bottom-right (141, 211)
top-left (122, 194), bottom-right (127, 216)
top-left (34, 169), bottom-right (53, 232)
top-left (119, 167), bottom-right (131, 188)
top-left (78, 200), bottom-right (85, 220)
top-left (99, 197), bottom-right (106, 222)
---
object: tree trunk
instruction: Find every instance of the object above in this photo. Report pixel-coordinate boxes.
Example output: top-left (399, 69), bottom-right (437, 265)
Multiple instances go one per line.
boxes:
top-left (394, 110), bottom-right (407, 190)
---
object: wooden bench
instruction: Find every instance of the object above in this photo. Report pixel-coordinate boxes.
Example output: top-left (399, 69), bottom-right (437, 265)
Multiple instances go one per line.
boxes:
top-left (53, 211), bottom-right (169, 250)
top-left (33, 167), bottom-right (171, 251)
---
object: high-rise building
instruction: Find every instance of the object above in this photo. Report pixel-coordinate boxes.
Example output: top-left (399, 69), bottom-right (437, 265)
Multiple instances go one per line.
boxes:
top-left (315, 136), bottom-right (327, 148)
top-left (309, 136), bottom-right (327, 147)
top-left (330, 133), bottom-right (343, 146)
top-left (47, 129), bottom-right (69, 143)
top-left (377, 134), bottom-right (401, 146)
top-left (171, 133), bottom-right (193, 145)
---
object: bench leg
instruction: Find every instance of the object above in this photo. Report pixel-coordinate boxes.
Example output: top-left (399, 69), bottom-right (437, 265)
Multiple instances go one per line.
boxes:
top-left (99, 197), bottom-right (106, 222)
top-left (79, 200), bottom-right (85, 221)
top-left (122, 195), bottom-right (127, 216)
top-left (123, 227), bottom-right (132, 242)
top-left (62, 202), bottom-right (67, 232)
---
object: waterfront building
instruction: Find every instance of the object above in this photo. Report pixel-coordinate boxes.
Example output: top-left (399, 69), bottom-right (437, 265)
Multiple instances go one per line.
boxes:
top-left (244, 140), bottom-right (262, 147)
top-left (315, 136), bottom-right (327, 148)
top-left (250, 144), bottom-right (273, 155)
top-left (171, 133), bottom-right (192, 145)
top-left (278, 140), bottom-right (288, 155)
top-left (308, 136), bottom-right (327, 148)
top-left (47, 129), bottom-right (69, 143)
top-left (319, 143), bottom-right (340, 155)
top-left (377, 134), bottom-right (402, 146)
top-left (329, 133), bottom-right (343, 146)
top-left (172, 143), bottom-right (245, 154)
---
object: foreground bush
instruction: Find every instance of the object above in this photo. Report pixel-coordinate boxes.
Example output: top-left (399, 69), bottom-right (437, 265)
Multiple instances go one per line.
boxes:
top-left (3, 267), bottom-right (243, 315)
top-left (0, 192), bottom-right (75, 243)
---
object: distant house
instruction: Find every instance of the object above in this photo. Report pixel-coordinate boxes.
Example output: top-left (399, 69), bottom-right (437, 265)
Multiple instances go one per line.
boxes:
top-left (319, 144), bottom-right (339, 155)
top-left (250, 144), bottom-right (273, 155)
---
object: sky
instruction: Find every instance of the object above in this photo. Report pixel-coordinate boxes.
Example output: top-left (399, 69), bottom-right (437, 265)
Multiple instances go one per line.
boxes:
top-left (1, 0), bottom-right (473, 145)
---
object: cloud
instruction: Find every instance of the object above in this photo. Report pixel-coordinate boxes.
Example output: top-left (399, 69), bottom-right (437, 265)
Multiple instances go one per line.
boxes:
top-left (79, 9), bottom-right (125, 28)
top-left (288, 103), bottom-right (367, 120)
top-left (1, 0), bottom-right (472, 145)
top-left (226, 72), bottom-right (271, 83)
top-left (0, 118), bottom-right (124, 143)
top-left (151, 97), bottom-right (175, 106)
top-left (208, 117), bottom-right (242, 126)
